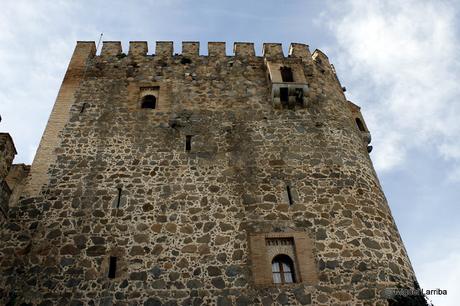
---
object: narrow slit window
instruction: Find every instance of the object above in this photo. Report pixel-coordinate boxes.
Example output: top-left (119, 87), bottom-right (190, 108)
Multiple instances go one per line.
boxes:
top-left (108, 256), bottom-right (117, 279)
top-left (286, 185), bottom-right (293, 206)
top-left (116, 187), bottom-right (122, 209)
top-left (355, 118), bottom-right (366, 132)
top-left (280, 66), bottom-right (294, 82)
top-left (294, 88), bottom-right (304, 104)
top-left (186, 135), bottom-right (192, 152)
top-left (141, 95), bottom-right (156, 109)
top-left (80, 103), bottom-right (87, 113)
top-left (280, 87), bottom-right (289, 106)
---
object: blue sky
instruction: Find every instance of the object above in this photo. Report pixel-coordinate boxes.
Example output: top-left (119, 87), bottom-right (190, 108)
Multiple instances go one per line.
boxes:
top-left (1, 1), bottom-right (459, 304)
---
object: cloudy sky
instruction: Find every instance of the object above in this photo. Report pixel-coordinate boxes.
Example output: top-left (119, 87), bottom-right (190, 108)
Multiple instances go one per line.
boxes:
top-left (1, 0), bottom-right (459, 304)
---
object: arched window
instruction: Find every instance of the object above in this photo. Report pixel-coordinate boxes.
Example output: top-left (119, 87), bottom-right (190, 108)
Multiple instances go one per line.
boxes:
top-left (141, 95), bottom-right (156, 109)
top-left (280, 66), bottom-right (294, 82)
top-left (272, 254), bottom-right (296, 284)
top-left (355, 118), bottom-right (366, 132)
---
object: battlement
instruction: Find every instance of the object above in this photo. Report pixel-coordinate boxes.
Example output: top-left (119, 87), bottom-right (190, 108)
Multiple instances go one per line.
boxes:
top-left (93, 41), bottom-right (322, 61)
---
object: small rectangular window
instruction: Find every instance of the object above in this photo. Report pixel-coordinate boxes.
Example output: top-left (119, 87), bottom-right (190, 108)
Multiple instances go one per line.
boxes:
top-left (186, 135), bottom-right (192, 152)
top-left (108, 256), bottom-right (117, 279)
top-left (80, 103), bottom-right (87, 113)
top-left (280, 87), bottom-right (289, 105)
top-left (280, 67), bottom-right (294, 82)
top-left (116, 187), bottom-right (122, 209)
top-left (355, 118), bottom-right (366, 132)
top-left (286, 185), bottom-right (293, 206)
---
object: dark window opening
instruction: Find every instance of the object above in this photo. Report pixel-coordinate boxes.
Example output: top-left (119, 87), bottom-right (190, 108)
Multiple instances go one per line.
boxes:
top-left (80, 103), bottom-right (87, 113)
top-left (286, 185), bottom-right (293, 206)
top-left (294, 88), bottom-right (303, 104)
top-left (280, 87), bottom-right (289, 107)
top-left (355, 118), bottom-right (366, 132)
top-left (186, 135), bottom-right (192, 151)
top-left (280, 66), bottom-right (294, 82)
top-left (116, 187), bottom-right (122, 209)
top-left (108, 256), bottom-right (117, 279)
top-left (272, 254), bottom-right (296, 284)
top-left (181, 57), bottom-right (192, 65)
top-left (141, 95), bottom-right (156, 109)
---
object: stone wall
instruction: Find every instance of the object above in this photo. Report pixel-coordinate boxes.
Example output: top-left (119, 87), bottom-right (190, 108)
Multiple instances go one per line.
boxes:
top-left (0, 41), bottom-right (418, 305)
top-left (5, 164), bottom-right (30, 209)
top-left (0, 133), bottom-right (17, 224)
top-left (0, 180), bottom-right (10, 224)
top-left (0, 133), bottom-right (16, 180)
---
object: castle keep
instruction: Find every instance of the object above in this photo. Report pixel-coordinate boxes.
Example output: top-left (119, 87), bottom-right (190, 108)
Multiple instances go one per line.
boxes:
top-left (0, 41), bottom-right (419, 305)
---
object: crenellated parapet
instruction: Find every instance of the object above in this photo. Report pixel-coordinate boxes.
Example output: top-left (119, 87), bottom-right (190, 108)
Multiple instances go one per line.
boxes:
top-left (129, 41), bottom-right (148, 57)
top-left (96, 41), bottom-right (324, 62)
top-left (100, 41), bottom-right (122, 57)
top-left (181, 41), bottom-right (199, 58)
top-left (262, 43), bottom-right (284, 59)
top-left (233, 42), bottom-right (255, 57)
top-left (155, 41), bottom-right (173, 58)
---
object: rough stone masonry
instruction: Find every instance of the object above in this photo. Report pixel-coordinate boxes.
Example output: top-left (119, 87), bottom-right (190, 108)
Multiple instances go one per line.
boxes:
top-left (0, 41), bottom-right (420, 305)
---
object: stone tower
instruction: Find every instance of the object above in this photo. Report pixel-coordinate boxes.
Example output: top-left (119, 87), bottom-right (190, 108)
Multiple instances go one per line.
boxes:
top-left (0, 41), bottom-right (421, 305)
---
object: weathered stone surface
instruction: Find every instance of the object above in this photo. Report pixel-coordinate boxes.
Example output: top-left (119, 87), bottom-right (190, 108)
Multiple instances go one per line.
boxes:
top-left (277, 293), bottom-right (289, 305)
top-left (362, 238), bottom-right (381, 249)
top-left (207, 266), bottom-right (221, 276)
top-left (60, 244), bottom-right (79, 255)
top-left (144, 298), bottom-right (162, 306)
top-left (165, 223), bottom-right (177, 233)
top-left (130, 271), bottom-right (147, 281)
top-left (152, 279), bottom-right (166, 289)
top-left (90, 237), bottom-right (105, 245)
top-left (358, 288), bottom-right (376, 300)
top-left (293, 289), bottom-right (311, 305)
top-left (46, 229), bottom-right (61, 239)
top-left (73, 235), bottom-right (86, 247)
top-left (86, 246), bottom-right (106, 256)
top-left (225, 265), bottom-right (241, 277)
top-left (203, 222), bottom-right (215, 233)
top-left (316, 228), bottom-right (327, 240)
top-left (325, 260), bottom-right (339, 269)
top-left (236, 296), bottom-right (251, 306)
top-left (217, 296), bottom-right (232, 306)
top-left (332, 292), bottom-right (352, 301)
top-left (186, 279), bottom-right (203, 289)
top-left (181, 244), bottom-right (197, 253)
top-left (134, 234), bottom-right (149, 243)
top-left (215, 235), bottom-right (230, 245)
top-left (211, 277), bottom-right (225, 289)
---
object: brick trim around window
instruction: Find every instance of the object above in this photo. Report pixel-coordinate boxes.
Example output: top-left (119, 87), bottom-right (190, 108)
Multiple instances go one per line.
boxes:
top-left (248, 231), bottom-right (318, 286)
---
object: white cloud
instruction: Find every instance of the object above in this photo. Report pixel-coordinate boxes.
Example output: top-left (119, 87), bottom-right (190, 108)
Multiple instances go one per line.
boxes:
top-left (322, 0), bottom-right (460, 177)
top-left (321, 2), bottom-right (460, 304)
top-left (371, 131), bottom-right (406, 171)
top-left (413, 233), bottom-right (460, 306)
top-left (0, 1), bottom-right (81, 164)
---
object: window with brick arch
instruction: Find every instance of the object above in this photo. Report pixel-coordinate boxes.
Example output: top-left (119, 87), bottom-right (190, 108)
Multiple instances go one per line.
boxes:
top-left (272, 254), bottom-right (296, 284)
top-left (141, 95), bottom-right (156, 109)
